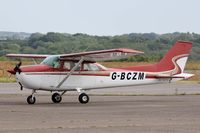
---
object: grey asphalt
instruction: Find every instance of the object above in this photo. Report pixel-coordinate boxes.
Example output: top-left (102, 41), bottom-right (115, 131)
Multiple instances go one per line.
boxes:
top-left (0, 82), bottom-right (200, 133)
top-left (0, 82), bottom-right (200, 95)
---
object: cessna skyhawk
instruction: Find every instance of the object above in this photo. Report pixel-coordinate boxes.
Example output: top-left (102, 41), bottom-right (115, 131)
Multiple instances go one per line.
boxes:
top-left (7, 41), bottom-right (193, 104)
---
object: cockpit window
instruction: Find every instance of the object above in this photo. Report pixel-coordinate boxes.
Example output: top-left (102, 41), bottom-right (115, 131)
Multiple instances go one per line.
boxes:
top-left (41, 55), bottom-right (60, 68)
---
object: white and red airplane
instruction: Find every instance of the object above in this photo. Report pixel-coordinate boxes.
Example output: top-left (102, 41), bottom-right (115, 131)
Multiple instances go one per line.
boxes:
top-left (7, 41), bottom-right (193, 104)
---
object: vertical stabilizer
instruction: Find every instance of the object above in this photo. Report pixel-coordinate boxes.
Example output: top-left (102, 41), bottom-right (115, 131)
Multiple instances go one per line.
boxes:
top-left (156, 41), bottom-right (192, 74)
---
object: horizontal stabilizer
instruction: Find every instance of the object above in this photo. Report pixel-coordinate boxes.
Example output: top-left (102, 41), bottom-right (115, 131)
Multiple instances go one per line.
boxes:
top-left (151, 73), bottom-right (194, 79)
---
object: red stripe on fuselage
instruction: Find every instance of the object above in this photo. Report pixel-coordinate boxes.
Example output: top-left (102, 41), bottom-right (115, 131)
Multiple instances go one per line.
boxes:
top-left (24, 72), bottom-right (110, 76)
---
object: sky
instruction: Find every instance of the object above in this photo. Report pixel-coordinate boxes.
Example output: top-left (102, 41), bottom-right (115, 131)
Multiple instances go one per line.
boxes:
top-left (0, 0), bottom-right (199, 35)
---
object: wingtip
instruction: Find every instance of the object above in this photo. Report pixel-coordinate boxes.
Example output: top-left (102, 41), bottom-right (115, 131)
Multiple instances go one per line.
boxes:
top-left (117, 48), bottom-right (144, 54)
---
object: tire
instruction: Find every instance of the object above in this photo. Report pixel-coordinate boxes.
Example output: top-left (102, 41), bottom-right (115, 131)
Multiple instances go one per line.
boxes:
top-left (27, 95), bottom-right (36, 104)
top-left (52, 93), bottom-right (62, 103)
top-left (79, 93), bottom-right (89, 104)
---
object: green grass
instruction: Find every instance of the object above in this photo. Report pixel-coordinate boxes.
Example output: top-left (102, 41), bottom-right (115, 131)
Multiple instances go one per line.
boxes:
top-left (0, 77), bottom-right (16, 83)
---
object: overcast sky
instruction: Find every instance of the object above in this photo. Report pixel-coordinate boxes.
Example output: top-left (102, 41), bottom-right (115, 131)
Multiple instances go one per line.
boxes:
top-left (0, 0), bottom-right (199, 35)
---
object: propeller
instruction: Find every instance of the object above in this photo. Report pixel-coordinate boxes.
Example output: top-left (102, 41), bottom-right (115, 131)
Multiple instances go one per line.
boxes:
top-left (14, 61), bottom-right (22, 74)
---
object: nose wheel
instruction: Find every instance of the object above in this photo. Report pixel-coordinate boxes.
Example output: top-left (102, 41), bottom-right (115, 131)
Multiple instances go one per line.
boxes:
top-left (79, 93), bottom-right (89, 104)
top-left (27, 90), bottom-right (36, 104)
top-left (52, 93), bottom-right (62, 103)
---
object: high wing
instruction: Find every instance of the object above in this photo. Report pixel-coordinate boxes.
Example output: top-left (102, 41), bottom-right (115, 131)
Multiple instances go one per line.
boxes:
top-left (6, 48), bottom-right (143, 61)
top-left (6, 54), bottom-right (49, 59)
top-left (59, 48), bottom-right (144, 61)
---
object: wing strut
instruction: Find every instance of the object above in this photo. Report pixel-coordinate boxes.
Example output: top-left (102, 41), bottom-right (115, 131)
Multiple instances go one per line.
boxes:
top-left (56, 57), bottom-right (84, 89)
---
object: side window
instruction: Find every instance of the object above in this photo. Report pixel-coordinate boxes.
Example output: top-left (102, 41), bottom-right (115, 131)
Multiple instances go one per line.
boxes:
top-left (63, 61), bottom-right (81, 71)
top-left (83, 63), bottom-right (99, 71)
top-left (90, 64), bottom-right (99, 71)
top-left (83, 64), bottom-right (90, 71)
top-left (64, 62), bottom-right (71, 70)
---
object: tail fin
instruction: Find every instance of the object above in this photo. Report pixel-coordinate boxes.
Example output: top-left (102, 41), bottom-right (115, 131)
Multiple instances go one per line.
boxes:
top-left (117, 41), bottom-right (192, 76)
top-left (156, 41), bottom-right (192, 74)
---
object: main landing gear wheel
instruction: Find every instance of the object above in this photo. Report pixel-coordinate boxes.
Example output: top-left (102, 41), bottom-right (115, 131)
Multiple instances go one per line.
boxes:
top-left (79, 93), bottom-right (89, 104)
top-left (52, 93), bottom-right (62, 103)
top-left (27, 95), bottom-right (36, 104)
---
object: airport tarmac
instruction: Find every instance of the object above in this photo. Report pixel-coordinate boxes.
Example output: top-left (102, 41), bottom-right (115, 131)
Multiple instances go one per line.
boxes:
top-left (0, 82), bottom-right (200, 133)
top-left (0, 82), bottom-right (200, 95)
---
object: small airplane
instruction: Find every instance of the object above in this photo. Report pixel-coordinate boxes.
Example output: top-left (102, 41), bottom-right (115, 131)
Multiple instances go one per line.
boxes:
top-left (6, 41), bottom-right (193, 104)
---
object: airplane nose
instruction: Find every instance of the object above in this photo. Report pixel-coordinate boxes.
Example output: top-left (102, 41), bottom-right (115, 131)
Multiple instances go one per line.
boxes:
top-left (7, 62), bottom-right (22, 75)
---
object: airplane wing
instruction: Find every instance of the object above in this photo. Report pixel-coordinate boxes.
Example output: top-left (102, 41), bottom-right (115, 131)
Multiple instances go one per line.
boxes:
top-left (59, 48), bottom-right (144, 61)
top-left (6, 54), bottom-right (49, 59)
top-left (6, 48), bottom-right (144, 61)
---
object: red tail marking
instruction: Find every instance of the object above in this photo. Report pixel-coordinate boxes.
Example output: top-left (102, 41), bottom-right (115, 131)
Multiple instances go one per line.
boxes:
top-left (156, 41), bottom-right (192, 72)
top-left (116, 41), bottom-right (192, 73)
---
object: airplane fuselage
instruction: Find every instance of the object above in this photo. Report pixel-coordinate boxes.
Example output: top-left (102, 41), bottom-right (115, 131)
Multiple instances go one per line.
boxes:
top-left (15, 69), bottom-right (181, 91)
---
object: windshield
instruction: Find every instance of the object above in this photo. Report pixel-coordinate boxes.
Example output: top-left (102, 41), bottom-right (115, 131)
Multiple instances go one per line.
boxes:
top-left (41, 55), bottom-right (60, 68)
